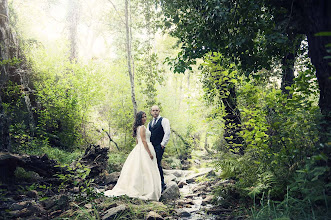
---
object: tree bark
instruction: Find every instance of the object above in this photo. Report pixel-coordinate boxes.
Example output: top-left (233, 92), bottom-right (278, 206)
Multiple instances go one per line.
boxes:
top-left (67, 0), bottom-right (80, 62)
top-left (280, 52), bottom-right (295, 96)
top-left (222, 85), bottom-right (244, 154)
top-left (304, 0), bottom-right (331, 145)
top-left (0, 0), bottom-right (14, 151)
top-left (125, 0), bottom-right (137, 116)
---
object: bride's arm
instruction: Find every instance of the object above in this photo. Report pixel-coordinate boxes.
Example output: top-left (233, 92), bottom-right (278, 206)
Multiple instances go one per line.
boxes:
top-left (140, 126), bottom-right (154, 160)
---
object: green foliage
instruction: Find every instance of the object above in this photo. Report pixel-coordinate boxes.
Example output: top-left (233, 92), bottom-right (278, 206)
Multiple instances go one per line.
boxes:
top-left (55, 162), bottom-right (100, 203)
top-left (157, 0), bottom-right (304, 74)
top-left (206, 50), bottom-right (328, 218)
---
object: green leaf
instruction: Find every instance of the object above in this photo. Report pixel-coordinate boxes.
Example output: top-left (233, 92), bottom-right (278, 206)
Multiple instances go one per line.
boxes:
top-left (315, 32), bottom-right (331, 36)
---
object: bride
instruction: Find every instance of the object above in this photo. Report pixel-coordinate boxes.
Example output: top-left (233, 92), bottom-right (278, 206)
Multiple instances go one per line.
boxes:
top-left (104, 111), bottom-right (161, 201)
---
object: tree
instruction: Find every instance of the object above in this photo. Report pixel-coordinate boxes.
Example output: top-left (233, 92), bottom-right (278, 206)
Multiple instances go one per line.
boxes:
top-left (157, 0), bottom-right (331, 149)
top-left (125, 0), bottom-right (138, 116)
top-left (0, 0), bottom-right (17, 150)
top-left (67, 0), bottom-right (80, 62)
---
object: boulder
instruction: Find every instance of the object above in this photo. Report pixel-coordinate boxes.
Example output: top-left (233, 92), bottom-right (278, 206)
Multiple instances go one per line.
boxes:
top-left (164, 173), bottom-right (177, 184)
top-left (102, 204), bottom-right (127, 220)
top-left (160, 181), bottom-right (180, 201)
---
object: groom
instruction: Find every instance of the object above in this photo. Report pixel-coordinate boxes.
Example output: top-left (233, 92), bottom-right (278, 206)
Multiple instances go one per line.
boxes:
top-left (148, 105), bottom-right (170, 192)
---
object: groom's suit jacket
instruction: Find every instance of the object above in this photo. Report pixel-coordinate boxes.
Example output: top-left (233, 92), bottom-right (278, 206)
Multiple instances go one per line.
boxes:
top-left (149, 117), bottom-right (164, 147)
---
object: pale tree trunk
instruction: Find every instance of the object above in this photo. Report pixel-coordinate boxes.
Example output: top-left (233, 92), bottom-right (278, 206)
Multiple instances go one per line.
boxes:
top-left (0, 0), bottom-right (15, 151)
top-left (67, 0), bottom-right (80, 62)
top-left (280, 34), bottom-right (303, 97)
top-left (125, 0), bottom-right (137, 116)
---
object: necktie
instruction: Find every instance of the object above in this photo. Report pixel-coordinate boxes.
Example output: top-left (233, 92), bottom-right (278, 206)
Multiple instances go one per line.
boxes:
top-left (152, 118), bottom-right (157, 127)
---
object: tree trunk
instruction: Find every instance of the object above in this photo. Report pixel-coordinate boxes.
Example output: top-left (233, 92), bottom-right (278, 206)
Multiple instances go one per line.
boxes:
top-left (222, 85), bottom-right (244, 154)
top-left (0, 0), bottom-right (14, 151)
top-left (280, 33), bottom-right (303, 97)
top-left (67, 0), bottom-right (79, 62)
top-left (280, 52), bottom-right (295, 95)
top-left (125, 0), bottom-right (137, 116)
top-left (304, 0), bottom-right (331, 145)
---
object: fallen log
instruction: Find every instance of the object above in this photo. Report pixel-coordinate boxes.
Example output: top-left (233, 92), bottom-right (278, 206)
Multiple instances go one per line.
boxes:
top-left (0, 152), bottom-right (65, 182)
top-left (77, 144), bottom-right (109, 180)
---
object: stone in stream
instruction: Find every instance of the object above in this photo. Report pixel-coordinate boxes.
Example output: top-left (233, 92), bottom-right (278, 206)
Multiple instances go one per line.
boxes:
top-left (192, 184), bottom-right (207, 193)
top-left (176, 209), bottom-right (191, 217)
top-left (177, 180), bottom-right (187, 188)
top-left (160, 181), bottom-right (180, 201)
top-left (201, 195), bottom-right (214, 206)
top-left (164, 173), bottom-right (177, 184)
top-left (176, 198), bottom-right (194, 206)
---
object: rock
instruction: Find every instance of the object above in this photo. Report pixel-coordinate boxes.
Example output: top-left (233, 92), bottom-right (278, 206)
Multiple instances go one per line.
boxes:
top-left (9, 208), bottom-right (33, 218)
top-left (176, 209), bottom-right (191, 217)
top-left (160, 181), bottom-right (180, 201)
top-left (194, 159), bottom-right (201, 165)
top-left (26, 203), bottom-right (46, 215)
top-left (105, 184), bottom-right (115, 191)
top-left (102, 204), bottom-right (127, 220)
top-left (13, 194), bottom-right (26, 200)
top-left (9, 201), bottom-right (45, 218)
top-left (184, 193), bottom-right (199, 199)
top-left (84, 203), bottom-right (92, 209)
top-left (73, 186), bottom-right (79, 193)
top-left (186, 178), bottom-right (195, 184)
top-left (10, 201), bottom-right (30, 211)
top-left (185, 168), bottom-right (214, 183)
top-left (206, 206), bottom-right (232, 215)
top-left (26, 190), bottom-right (38, 198)
top-left (201, 195), bottom-right (214, 206)
top-left (104, 172), bottom-right (120, 184)
top-left (171, 170), bottom-right (184, 178)
top-left (56, 195), bottom-right (70, 210)
top-left (177, 198), bottom-right (194, 206)
top-left (42, 198), bottom-right (56, 210)
top-left (192, 184), bottom-right (207, 193)
top-left (177, 181), bottom-right (187, 188)
top-left (146, 211), bottom-right (163, 220)
top-left (164, 174), bottom-right (177, 184)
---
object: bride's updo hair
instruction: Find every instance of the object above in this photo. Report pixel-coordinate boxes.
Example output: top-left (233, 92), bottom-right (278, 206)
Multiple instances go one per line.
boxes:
top-left (132, 111), bottom-right (146, 137)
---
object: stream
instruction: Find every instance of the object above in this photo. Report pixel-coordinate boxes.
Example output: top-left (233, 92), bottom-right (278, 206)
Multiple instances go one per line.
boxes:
top-left (164, 168), bottom-right (219, 220)
top-left (178, 182), bottom-right (216, 220)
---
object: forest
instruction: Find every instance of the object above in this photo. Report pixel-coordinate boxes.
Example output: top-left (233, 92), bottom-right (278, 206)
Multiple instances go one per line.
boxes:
top-left (0, 0), bottom-right (330, 219)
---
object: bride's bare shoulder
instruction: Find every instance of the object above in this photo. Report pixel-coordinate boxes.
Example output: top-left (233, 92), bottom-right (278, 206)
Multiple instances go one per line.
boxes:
top-left (140, 125), bottom-right (146, 130)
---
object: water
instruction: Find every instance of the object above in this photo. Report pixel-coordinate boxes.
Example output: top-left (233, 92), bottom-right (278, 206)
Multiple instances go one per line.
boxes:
top-left (177, 182), bottom-right (217, 220)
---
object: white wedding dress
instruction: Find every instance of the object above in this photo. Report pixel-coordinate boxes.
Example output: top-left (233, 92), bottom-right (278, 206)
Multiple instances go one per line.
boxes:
top-left (104, 126), bottom-right (161, 201)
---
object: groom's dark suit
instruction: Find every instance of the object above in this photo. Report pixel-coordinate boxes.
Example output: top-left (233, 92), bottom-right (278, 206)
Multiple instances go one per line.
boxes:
top-left (149, 117), bottom-right (166, 189)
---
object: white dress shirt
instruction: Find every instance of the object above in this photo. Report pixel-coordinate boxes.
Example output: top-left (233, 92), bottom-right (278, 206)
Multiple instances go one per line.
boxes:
top-left (148, 115), bottom-right (171, 147)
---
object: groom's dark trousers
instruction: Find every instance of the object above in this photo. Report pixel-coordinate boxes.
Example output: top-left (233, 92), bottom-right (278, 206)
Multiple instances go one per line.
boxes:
top-left (154, 144), bottom-right (165, 188)
top-left (149, 117), bottom-right (165, 188)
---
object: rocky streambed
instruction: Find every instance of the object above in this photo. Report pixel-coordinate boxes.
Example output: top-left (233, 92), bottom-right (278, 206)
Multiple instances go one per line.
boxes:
top-left (162, 168), bottom-right (235, 220)
top-left (0, 145), bottom-right (240, 219)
